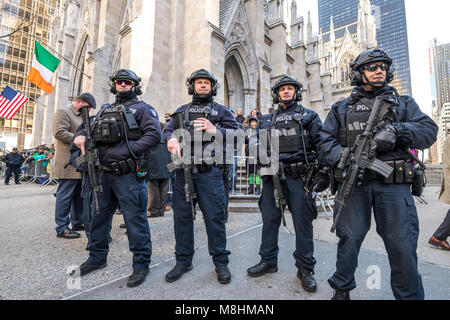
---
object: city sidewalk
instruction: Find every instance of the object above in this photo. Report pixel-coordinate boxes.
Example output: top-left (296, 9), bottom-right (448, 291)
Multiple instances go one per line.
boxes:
top-left (0, 183), bottom-right (449, 300)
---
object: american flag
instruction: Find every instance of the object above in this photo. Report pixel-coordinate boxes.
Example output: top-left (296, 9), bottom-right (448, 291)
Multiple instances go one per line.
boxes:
top-left (0, 86), bottom-right (28, 120)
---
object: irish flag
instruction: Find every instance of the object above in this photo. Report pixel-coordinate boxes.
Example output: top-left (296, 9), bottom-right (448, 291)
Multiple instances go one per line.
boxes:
top-left (27, 41), bottom-right (60, 94)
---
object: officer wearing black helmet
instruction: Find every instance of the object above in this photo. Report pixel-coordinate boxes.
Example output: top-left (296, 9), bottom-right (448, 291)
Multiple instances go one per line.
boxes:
top-left (163, 69), bottom-right (239, 284)
top-left (74, 69), bottom-right (162, 288)
top-left (320, 49), bottom-right (438, 300)
top-left (247, 76), bottom-right (328, 293)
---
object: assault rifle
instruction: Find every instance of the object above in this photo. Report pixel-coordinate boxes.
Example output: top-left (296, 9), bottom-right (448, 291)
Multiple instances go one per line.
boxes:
top-left (330, 96), bottom-right (397, 233)
top-left (273, 165), bottom-right (287, 227)
top-left (259, 134), bottom-right (287, 227)
top-left (78, 106), bottom-right (103, 215)
top-left (167, 112), bottom-right (197, 221)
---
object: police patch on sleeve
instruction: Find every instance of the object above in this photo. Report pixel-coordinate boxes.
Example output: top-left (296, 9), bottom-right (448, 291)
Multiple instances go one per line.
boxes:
top-left (150, 108), bottom-right (158, 118)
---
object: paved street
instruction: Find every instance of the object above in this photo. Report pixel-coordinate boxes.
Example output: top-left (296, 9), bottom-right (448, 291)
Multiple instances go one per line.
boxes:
top-left (0, 182), bottom-right (449, 300)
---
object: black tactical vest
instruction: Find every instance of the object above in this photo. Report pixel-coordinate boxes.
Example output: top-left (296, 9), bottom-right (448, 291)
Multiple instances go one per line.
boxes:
top-left (271, 105), bottom-right (312, 154)
top-left (92, 102), bottom-right (142, 145)
top-left (338, 97), bottom-right (375, 147)
top-left (339, 96), bottom-right (410, 161)
top-left (182, 103), bottom-right (214, 142)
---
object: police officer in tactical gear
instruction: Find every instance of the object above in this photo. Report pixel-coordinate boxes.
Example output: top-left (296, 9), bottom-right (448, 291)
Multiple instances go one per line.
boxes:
top-left (74, 69), bottom-right (162, 288)
top-left (247, 76), bottom-right (327, 293)
top-left (320, 49), bottom-right (438, 300)
top-left (164, 69), bottom-right (239, 284)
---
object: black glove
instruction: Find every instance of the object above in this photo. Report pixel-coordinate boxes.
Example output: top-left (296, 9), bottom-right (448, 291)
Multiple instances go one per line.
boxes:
top-left (371, 124), bottom-right (397, 154)
top-left (313, 168), bottom-right (330, 193)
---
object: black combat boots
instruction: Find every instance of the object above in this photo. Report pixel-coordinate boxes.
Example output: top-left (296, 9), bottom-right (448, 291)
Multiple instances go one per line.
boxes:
top-left (297, 268), bottom-right (317, 292)
top-left (215, 265), bottom-right (231, 284)
top-left (165, 264), bottom-right (193, 283)
top-left (331, 289), bottom-right (351, 300)
top-left (127, 268), bottom-right (149, 288)
top-left (247, 261), bottom-right (278, 277)
top-left (77, 260), bottom-right (107, 277)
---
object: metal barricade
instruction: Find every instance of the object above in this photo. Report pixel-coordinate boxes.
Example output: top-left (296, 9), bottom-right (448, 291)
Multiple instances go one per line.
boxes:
top-left (227, 152), bottom-right (335, 219)
top-left (41, 159), bottom-right (59, 187)
top-left (26, 160), bottom-right (47, 184)
top-left (22, 160), bottom-right (36, 182)
top-left (0, 162), bottom-right (5, 178)
top-left (229, 155), bottom-right (260, 196)
top-left (315, 190), bottom-right (334, 220)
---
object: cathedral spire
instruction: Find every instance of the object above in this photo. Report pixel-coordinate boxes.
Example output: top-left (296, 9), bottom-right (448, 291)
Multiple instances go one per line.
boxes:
top-left (307, 10), bottom-right (312, 42)
top-left (357, 0), bottom-right (377, 48)
top-left (291, 0), bottom-right (297, 23)
top-left (330, 16), bottom-right (335, 45)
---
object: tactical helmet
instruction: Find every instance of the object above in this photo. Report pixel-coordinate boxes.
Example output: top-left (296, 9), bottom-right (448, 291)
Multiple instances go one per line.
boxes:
top-left (109, 69), bottom-right (143, 95)
top-left (350, 49), bottom-right (394, 86)
top-left (271, 76), bottom-right (303, 104)
top-left (186, 69), bottom-right (219, 96)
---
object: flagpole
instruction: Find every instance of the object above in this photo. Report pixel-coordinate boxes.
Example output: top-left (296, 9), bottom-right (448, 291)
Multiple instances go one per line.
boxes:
top-left (30, 35), bottom-right (92, 80)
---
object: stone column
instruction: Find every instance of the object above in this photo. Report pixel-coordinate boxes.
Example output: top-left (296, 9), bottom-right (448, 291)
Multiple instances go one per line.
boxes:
top-left (244, 88), bottom-right (256, 115)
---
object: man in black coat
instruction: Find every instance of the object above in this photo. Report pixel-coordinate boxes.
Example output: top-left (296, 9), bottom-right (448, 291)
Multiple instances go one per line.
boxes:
top-left (146, 125), bottom-right (172, 217)
top-left (2, 147), bottom-right (24, 185)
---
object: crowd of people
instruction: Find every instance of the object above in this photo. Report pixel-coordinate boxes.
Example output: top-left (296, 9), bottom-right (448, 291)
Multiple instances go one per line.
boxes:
top-left (0, 144), bottom-right (55, 184)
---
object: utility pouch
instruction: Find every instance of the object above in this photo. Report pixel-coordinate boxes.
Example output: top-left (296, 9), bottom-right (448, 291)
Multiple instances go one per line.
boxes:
top-left (126, 159), bottom-right (136, 172)
top-left (123, 107), bottom-right (139, 130)
top-left (111, 162), bottom-right (121, 176)
top-left (283, 165), bottom-right (293, 177)
top-left (394, 160), bottom-right (405, 184)
top-left (404, 162), bottom-right (414, 184)
top-left (119, 161), bottom-right (129, 175)
top-left (94, 119), bottom-right (122, 144)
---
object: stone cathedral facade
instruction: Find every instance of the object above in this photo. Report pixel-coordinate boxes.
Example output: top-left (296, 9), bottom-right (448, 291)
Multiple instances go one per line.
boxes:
top-left (318, 0), bottom-right (377, 102)
top-left (32, 0), bottom-right (376, 146)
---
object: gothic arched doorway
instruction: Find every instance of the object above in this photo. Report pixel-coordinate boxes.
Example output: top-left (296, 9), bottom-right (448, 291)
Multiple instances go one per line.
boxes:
top-left (224, 55), bottom-right (245, 113)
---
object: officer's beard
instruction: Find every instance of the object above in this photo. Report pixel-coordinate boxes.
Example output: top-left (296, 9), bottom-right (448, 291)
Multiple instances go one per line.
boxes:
top-left (116, 89), bottom-right (137, 103)
top-left (280, 99), bottom-right (296, 106)
top-left (192, 93), bottom-right (213, 105)
top-left (278, 94), bottom-right (297, 108)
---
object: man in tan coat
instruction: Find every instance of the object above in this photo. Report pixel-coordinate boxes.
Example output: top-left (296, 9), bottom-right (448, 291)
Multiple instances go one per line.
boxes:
top-left (429, 135), bottom-right (450, 250)
top-left (52, 93), bottom-right (96, 239)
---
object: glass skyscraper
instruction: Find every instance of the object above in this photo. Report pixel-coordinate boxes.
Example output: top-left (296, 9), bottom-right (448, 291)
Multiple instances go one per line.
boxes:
top-left (0, 0), bottom-right (58, 149)
top-left (318, 0), bottom-right (412, 95)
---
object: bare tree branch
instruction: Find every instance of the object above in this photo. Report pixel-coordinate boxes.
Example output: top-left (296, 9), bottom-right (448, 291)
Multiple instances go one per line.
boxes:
top-left (0, 13), bottom-right (36, 39)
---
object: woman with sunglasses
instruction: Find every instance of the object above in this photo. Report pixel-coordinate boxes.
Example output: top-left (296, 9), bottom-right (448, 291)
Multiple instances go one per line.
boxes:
top-left (319, 49), bottom-right (438, 300)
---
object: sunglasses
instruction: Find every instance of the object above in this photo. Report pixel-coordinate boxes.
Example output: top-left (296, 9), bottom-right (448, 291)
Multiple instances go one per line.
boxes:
top-left (115, 79), bottom-right (134, 86)
top-left (362, 63), bottom-right (389, 72)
